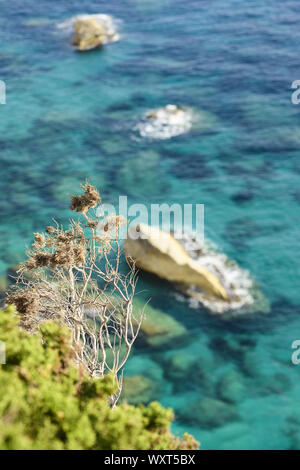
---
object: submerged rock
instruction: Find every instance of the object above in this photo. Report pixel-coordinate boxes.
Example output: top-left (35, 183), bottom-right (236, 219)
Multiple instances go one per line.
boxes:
top-left (180, 397), bottom-right (240, 429)
top-left (125, 224), bottom-right (228, 302)
top-left (116, 150), bottom-right (168, 198)
top-left (164, 352), bottom-right (195, 382)
top-left (125, 356), bottom-right (164, 383)
top-left (216, 370), bottom-right (245, 404)
top-left (57, 14), bottom-right (120, 51)
top-left (285, 412), bottom-right (300, 450)
top-left (83, 295), bottom-right (186, 348)
top-left (132, 298), bottom-right (187, 348)
top-left (239, 350), bottom-right (263, 378)
top-left (162, 350), bottom-right (215, 394)
top-left (134, 105), bottom-right (194, 140)
top-left (209, 335), bottom-right (256, 361)
top-left (122, 374), bottom-right (159, 405)
top-left (134, 104), bottom-right (217, 140)
top-left (257, 372), bottom-right (291, 395)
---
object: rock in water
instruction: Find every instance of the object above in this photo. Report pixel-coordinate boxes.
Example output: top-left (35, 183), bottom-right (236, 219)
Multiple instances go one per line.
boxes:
top-left (57, 14), bottom-right (120, 51)
top-left (134, 104), bottom-right (217, 140)
top-left (72, 18), bottom-right (106, 51)
top-left (134, 105), bottom-right (194, 140)
top-left (122, 375), bottom-right (159, 405)
top-left (216, 370), bottom-right (245, 404)
top-left (132, 298), bottom-right (187, 348)
top-left (180, 397), bottom-right (240, 429)
top-left (124, 224), bottom-right (269, 316)
top-left (124, 224), bottom-right (229, 301)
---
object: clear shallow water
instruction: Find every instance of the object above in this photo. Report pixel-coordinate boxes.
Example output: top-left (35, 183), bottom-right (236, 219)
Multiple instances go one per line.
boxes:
top-left (1, 0), bottom-right (300, 449)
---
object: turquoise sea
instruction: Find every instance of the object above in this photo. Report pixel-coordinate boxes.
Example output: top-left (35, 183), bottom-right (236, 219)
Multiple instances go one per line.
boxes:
top-left (1, 0), bottom-right (300, 449)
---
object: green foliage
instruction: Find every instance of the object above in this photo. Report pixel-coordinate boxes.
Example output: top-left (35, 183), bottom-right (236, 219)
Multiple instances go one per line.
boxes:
top-left (0, 306), bottom-right (199, 450)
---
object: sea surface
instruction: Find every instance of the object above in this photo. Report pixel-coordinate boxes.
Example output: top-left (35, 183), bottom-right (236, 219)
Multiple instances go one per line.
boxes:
top-left (1, 0), bottom-right (300, 449)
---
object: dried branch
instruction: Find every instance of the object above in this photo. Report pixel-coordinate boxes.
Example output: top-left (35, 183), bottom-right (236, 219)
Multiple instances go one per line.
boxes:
top-left (6, 181), bottom-right (142, 405)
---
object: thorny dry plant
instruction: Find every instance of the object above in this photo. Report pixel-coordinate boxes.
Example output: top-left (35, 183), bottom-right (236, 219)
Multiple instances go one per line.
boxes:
top-left (6, 182), bottom-right (143, 406)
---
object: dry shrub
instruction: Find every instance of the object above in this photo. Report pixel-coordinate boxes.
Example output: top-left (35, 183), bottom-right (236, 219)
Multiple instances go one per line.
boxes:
top-left (6, 181), bottom-right (142, 405)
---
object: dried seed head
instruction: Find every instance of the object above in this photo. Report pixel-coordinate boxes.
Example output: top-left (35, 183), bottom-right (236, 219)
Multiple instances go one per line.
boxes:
top-left (46, 238), bottom-right (56, 248)
top-left (73, 245), bottom-right (86, 266)
top-left (24, 256), bottom-right (38, 271)
top-left (33, 233), bottom-right (46, 248)
top-left (86, 219), bottom-right (99, 229)
top-left (70, 182), bottom-right (101, 214)
top-left (45, 226), bottom-right (55, 235)
top-left (57, 231), bottom-right (72, 244)
top-left (52, 247), bottom-right (74, 268)
top-left (34, 251), bottom-right (52, 268)
top-left (6, 288), bottom-right (40, 317)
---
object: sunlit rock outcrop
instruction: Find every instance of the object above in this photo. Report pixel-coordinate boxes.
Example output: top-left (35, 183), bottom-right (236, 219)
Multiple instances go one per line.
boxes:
top-left (124, 224), bottom-right (229, 302)
top-left (57, 14), bottom-right (120, 51)
top-left (72, 18), bottom-right (106, 51)
top-left (132, 298), bottom-right (187, 347)
top-left (124, 224), bottom-right (269, 316)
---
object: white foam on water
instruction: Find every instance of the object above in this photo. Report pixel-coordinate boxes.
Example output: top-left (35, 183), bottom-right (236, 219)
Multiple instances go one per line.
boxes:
top-left (134, 105), bottom-right (194, 140)
top-left (56, 14), bottom-right (120, 44)
top-left (173, 231), bottom-right (258, 315)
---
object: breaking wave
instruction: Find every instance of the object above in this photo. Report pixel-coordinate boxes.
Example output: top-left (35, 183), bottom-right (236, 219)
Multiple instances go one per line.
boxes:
top-left (174, 232), bottom-right (269, 316)
top-left (134, 104), bottom-right (195, 140)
